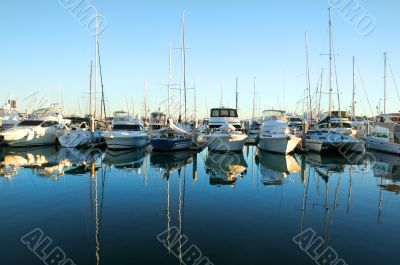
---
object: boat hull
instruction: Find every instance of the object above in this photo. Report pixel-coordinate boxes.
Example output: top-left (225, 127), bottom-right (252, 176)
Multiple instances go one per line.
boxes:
top-left (306, 139), bottom-right (323, 153)
top-left (58, 131), bottom-right (104, 148)
top-left (150, 138), bottom-right (192, 151)
top-left (207, 134), bottom-right (247, 152)
top-left (258, 135), bottom-right (301, 154)
top-left (364, 137), bottom-right (400, 154)
top-left (105, 135), bottom-right (149, 149)
top-left (0, 129), bottom-right (58, 147)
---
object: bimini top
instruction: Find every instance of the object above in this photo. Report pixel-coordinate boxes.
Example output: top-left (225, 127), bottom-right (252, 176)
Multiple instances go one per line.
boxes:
top-left (262, 110), bottom-right (286, 121)
top-left (210, 108), bottom-right (238, 118)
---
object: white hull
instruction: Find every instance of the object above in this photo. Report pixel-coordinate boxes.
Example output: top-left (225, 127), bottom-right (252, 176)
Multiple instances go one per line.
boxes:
top-left (105, 135), bottom-right (149, 149)
top-left (58, 131), bottom-right (104, 148)
top-left (1, 129), bottom-right (58, 147)
top-left (207, 134), bottom-right (247, 152)
top-left (258, 135), bottom-right (301, 154)
top-left (364, 137), bottom-right (400, 154)
top-left (306, 139), bottom-right (323, 153)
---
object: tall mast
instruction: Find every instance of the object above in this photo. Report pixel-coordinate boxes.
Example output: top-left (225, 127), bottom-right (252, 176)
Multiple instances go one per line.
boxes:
top-left (89, 60), bottom-right (93, 116)
top-left (94, 13), bottom-right (99, 118)
top-left (305, 32), bottom-right (312, 122)
top-left (384, 52), bottom-right (387, 114)
top-left (193, 80), bottom-right (197, 123)
top-left (235, 77), bottom-right (238, 110)
top-left (328, 7), bottom-right (333, 117)
top-left (181, 11), bottom-right (187, 123)
top-left (352, 56), bottom-right (356, 118)
top-left (168, 41), bottom-right (172, 117)
top-left (252, 78), bottom-right (256, 120)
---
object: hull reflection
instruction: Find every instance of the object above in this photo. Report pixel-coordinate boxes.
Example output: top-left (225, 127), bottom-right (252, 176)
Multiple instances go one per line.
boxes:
top-left (150, 150), bottom-right (193, 177)
top-left (205, 151), bottom-right (247, 186)
top-left (1, 146), bottom-right (65, 178)
top-left (256, 150), bottom-right (300, 186)
top-left (103, 147), bottom-right (149, 170)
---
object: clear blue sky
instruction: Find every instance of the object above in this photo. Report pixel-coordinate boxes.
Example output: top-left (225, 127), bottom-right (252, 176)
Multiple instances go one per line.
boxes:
top-left (0, 0), bottom-right (399, 119)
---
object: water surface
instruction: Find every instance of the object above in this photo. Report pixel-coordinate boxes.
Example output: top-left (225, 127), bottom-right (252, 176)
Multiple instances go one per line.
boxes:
top-left (0, 145), bottom-right (399, 265)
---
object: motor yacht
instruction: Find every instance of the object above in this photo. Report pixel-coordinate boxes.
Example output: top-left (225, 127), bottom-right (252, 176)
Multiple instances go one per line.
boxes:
top-left (258, 110), bottom-right (301, 154)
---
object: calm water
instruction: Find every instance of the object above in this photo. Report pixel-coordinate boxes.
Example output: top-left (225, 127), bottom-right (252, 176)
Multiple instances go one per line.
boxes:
top-left (0, 145), bottom-right (399, 265)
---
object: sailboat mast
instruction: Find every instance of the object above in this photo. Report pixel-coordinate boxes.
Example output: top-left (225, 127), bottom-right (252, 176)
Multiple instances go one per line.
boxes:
top-left (352, 56), bottom-right (356, 118)
top-left (384, 52), bottom-right (387, 114)
top-left (328, 7), bottom-right (333, 117)
top-left (181, 11), bottom-right (187, 123)
top-left (193, 80), bottom-right (197, 123)
top-left (235, 77), bottom-right (238, 110)
top-left (89, 60), bottom-right (93, 116)
top-left (94, 13), bottom-right (98, 118)
top-left (318, 68), bottom-right (324, 120)
top-left (252, 78), bottom-right (256, 120)
top-left (168, 41), bottom-right (172, 117)
top-left (305, 32), bottom-right (312, 122)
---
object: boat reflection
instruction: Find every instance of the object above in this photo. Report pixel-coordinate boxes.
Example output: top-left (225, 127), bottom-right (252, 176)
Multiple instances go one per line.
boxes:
top-left (58, 147), bottom-right (103, 176)
top-left (150, 150), bottom-right (193, 178)
top-left (371, 151), bottom-right (400, 195)
top-left (103, 147), bottom-right (149, 171)
top-left (255, 150), bottom-right (300, 186)
top-left (205, 151), bottom-right (247, 186)
top-left (0, 146), bottom-right (66, 179)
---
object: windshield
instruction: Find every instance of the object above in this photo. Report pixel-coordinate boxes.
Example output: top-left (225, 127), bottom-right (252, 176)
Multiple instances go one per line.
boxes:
top-left (262, 110), bottom-right (286, 120)
top-left (113, 124), bottom-right (142, 131)
top-left (210, 109), bottom-right (238, 117)
top-left (18, 120), bottom-right (43, 126)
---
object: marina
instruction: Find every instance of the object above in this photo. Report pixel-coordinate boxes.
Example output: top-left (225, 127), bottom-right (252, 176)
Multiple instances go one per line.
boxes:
top-left (1, 1), bottom-right (400, 264)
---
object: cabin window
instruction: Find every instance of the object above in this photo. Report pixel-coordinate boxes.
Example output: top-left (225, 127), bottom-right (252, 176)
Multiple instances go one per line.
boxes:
top-left (18, 120), bottom-right (43, 126)
top-left (210, 109), bottom-right (238, 117)
top-left (113, 124), bottom-right (142, 131)
top-left (41, 121), bottom-right (59, 127)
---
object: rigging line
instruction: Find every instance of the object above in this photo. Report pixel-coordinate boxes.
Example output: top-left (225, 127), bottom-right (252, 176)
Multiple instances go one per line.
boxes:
top-left (97, 39), bottom-right (107, 120)
top-left (388, 62), bottom-right (400, 105)
top-left (356, 67), bottom-right (375, 117)
top-left (332, 45), bottom-right (341, 114)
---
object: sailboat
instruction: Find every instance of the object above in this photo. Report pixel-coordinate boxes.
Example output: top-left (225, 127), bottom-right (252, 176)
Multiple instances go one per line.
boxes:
top-left (150, 12), bottom-right (193, 151)
top-left (58, 16), bottom-right (107, 148)
top-left (364, 53), bottom-right (400, 154)
top-left (305, 7), bottom-right (364, 154)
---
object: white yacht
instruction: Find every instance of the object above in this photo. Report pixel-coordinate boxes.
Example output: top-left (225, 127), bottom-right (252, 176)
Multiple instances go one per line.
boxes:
top-left (0, 107), bottom-right (67, 147)
top-left (104, 111), bottom-right (149, 149)
top-left (364, 113), bottom-right (400, 154)
top-left (206, 108), bottom-right (247, 152)
top-left (258, 110), bottom-right (301, 154)
top-left (0, 100), bottom-right (20, 129)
